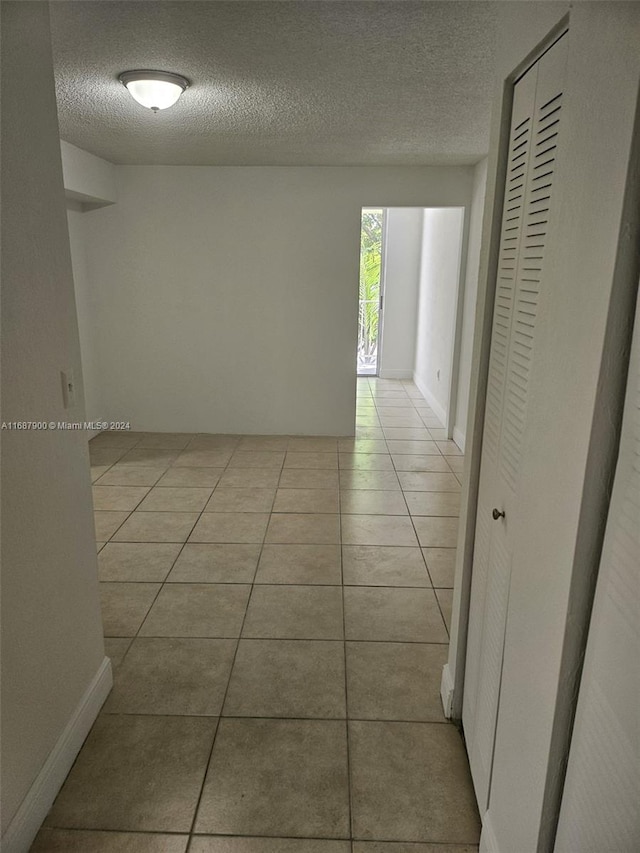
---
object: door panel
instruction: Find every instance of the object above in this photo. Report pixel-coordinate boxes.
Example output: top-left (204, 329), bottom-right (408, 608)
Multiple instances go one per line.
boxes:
top-left (463, 33), bottom-right (568, 813)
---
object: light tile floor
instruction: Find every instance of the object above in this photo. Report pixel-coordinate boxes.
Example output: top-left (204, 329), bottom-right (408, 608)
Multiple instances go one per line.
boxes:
top-left (33, 378), bottom-right (480, 852)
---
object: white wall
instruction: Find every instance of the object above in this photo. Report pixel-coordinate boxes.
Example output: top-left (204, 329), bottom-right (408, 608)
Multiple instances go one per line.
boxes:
top-left (80, 166), bottom-right (472, 435)
top-left (1, 4), bottom-right (110, 850)
top-left (453, 159), bottom-right (487, 450)
top-left (413, 207), bottom-right (465, 426)
top-left (60, 139), bottom-right (117, 207)
top-left (379, 208), bottom-right (423, 379)
top-left (444, 4), bottom-right (640, 852)
top-left (67, 202), bottom-right (103, 425)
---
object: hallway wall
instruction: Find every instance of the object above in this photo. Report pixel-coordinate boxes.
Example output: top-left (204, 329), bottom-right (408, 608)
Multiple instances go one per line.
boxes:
top-left (378, 207), bottom-right (423, 379)
top-left (413, 207), bottom-right (465, 426)
top-left (453, 158), bottom-right (487, 450)
top-left (79, 166), bottom-right (473, 435)
top-left (1, 3), bottom-right (108, 848)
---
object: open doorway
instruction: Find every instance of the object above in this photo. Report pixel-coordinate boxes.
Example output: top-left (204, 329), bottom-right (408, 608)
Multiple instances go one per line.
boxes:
top-left (357, 208), bottom-right (385, 376)
top-left (356, 206), bottom-right (468, 440)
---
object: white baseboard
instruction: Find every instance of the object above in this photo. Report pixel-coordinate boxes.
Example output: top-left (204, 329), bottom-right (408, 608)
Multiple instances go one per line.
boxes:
top-left (1, 656), bottom-right (113, 853)
top-left (379, 368), bottom-right (414, 380)
top-left (440, 662), bottom-right (455, 719)
top-left (479, 810), bottom-right (500, 853)
top-left (412, 373), bottom-right (448, 426)
top-left (452, 426), bottom-right (466, 453)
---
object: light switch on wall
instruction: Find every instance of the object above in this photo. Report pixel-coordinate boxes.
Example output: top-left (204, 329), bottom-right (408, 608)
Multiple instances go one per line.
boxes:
top-left (61, 370), bottom-right (76, 408)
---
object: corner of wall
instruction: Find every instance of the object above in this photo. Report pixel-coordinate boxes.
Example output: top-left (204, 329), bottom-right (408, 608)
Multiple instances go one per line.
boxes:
top-left (1, 658), bottom-right (113, 853)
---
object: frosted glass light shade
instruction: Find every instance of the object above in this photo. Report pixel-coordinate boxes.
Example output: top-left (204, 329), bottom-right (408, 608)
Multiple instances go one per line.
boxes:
top-left (119, 71), bottom-right (189, 112)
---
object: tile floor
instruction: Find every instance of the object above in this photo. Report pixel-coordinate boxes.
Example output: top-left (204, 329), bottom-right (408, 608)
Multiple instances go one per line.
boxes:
top-left (33, 378), bottom-right (479, 852)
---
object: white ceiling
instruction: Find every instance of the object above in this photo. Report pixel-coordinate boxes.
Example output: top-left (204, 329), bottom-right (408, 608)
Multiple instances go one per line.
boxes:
top-left (50, 1), bottom-right (499, 166)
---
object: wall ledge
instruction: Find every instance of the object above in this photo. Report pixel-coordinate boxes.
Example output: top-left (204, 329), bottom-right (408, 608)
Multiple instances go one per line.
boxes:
top-left (1, 657), bottom-right (113, 853)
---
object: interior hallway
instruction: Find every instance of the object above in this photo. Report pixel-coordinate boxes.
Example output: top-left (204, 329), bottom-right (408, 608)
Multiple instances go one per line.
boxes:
top-left (33, 379), bottom-right (479, 852)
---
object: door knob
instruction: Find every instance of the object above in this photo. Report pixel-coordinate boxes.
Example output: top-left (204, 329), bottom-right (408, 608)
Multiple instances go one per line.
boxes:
top-left (492, 508), bottom-right (505, 521)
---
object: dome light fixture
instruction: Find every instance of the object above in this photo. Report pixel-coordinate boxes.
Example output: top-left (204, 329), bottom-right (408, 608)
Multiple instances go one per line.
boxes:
top-left (118, 70), bottom-right (189, 112)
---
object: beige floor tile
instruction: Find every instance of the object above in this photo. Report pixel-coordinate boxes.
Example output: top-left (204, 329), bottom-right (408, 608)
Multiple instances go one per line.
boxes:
top-left (45, 714), bottom-right (215, 832)
top-left (338, 453), bottom-right (394, 471)
top-left (353, 843), bottom-right (478, 852)
top-left (435, 588), bottom-right (453, 632)
top-left (89, 447), bottom-right (128, 467)
top-left (386, 441), bottom-right (441, 455)
top-left (344, 587), bottom-right (448, 643)
top-left (352, 841), bottom-right (478, 853)
top-left (90, 431), bottom-right (142, 449)
top-left (428, 428), bottom-right (448, 440)
top-left (191, 839), bottom-right (349, 853)
top-left (265, 513), bottom-right (340, 544)
top-left (346, 642), bottom-right (447, 721)
top-left (342, 546), bottom-right (429, 587)
top-left (255, 544), bottom-right (342, 585)
top-left (445, 455), bottom-right (465, 474)
top-left (204, 488), bottom-right (275, 513)
top-left (378, 417), bottom-right (424, 428)
top-left (189, 513), bottom-right (269, 544)
top-left (139, 583), bottom-right (250, 638)
top-left (31, 828), bottom-right (189, 852)
top-left (118, 448), bottom-right (180, 468)
top-left (349, 721), bottom-right (480, 843)
top-left (242, 585), bottom-right (343, 639)
top-left (223, 639), bottom-right (345, 718)
top-left (278, 468), bottom-right (339, 489)
top-left (137, 433), bottom-right (192, 450)
top-left (100, 583), bottom-right (160, 637)
top-left (273, 488), bottom-right (339, 514)
top-left (342, 515), bottom-right (418, 547)
top-left (95, 466), bottom-right (166, 487)
top-left (186, 435), bottom-right (241, 451)
top-left (94, 511), bottom-right (130, 541)
top-left (340, 490), bottom-right (408, 516)
top-left (397, 472), bottom-right (461, 492)
top-left (436, 440), bottom-right (463, 456)
top-left (174, 449), bottom-right (234, 467)
top-left (91, 465), bottom-right (111, 483)
top-left (287, 437), bottom-right (338, 452)
top-left (339, 470), bottom-right (400, 491)
top-left (228, 450), bottom-right (285, 469)
top-left (422, 548), bottom-right (457, 588)
top-left (376, 406), bottom-right (418, 417)
top-left (382, 428), bottom-right (432, 440)
top-left (96, 541), bottom-right (106, 553)
top-left (405, 492), bottom-right (461, 517)
top-left (104, 638), bottom-right (132, 669)
top-left (194, 719), bottom-right (349, 837)
top-left (112, 511), bottom-right (199, 543)
top-left (156, 467), bottom-right (224, 488)
top-left (237, 436), bottom-right (290, 451)
top-left (392, 455), bottom-right (451, 473)
top-left (98, 542), bottom-right (182, 582)
top-left (218, 469), bottom-right (281, 489)
top-left (167, 543), bottom-right (260, 584)
top-left (354, 427), bottom-right (385, 440)
top-left (105, 637), bottom-right (236, 715)
top-left (413, 517), bottom-right (459, 548)
top-left (338, 438), bottom-right (388, 453)
top-left (283, 451), bottom-right (338, 469)
top-left (138, 487), bottom-right (213, 512)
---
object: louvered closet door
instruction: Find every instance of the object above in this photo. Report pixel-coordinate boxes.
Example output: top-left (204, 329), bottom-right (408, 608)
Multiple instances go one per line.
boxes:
top-left (463, 33), bottom-right (568, 813)
top-left (555, 282), bottom-right (640, 853)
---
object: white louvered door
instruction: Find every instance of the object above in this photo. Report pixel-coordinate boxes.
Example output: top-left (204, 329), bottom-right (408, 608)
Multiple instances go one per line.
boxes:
top-left (555, 284), bottom-right (640, 852)
top-left (463, 33), bottom-right (568, 813)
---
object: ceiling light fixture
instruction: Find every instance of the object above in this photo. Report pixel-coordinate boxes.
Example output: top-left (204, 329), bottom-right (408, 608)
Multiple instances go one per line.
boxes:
top-left (118, 70), bottom-right (189, 112)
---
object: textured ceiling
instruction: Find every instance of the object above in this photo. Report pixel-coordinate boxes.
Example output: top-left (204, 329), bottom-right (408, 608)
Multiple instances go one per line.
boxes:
top-left (50, 1), bottom-right (498, 166)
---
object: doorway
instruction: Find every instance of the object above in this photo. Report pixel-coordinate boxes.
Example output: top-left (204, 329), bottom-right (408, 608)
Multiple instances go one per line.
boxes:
top-left (357, 208), bottom-right (385, 376)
